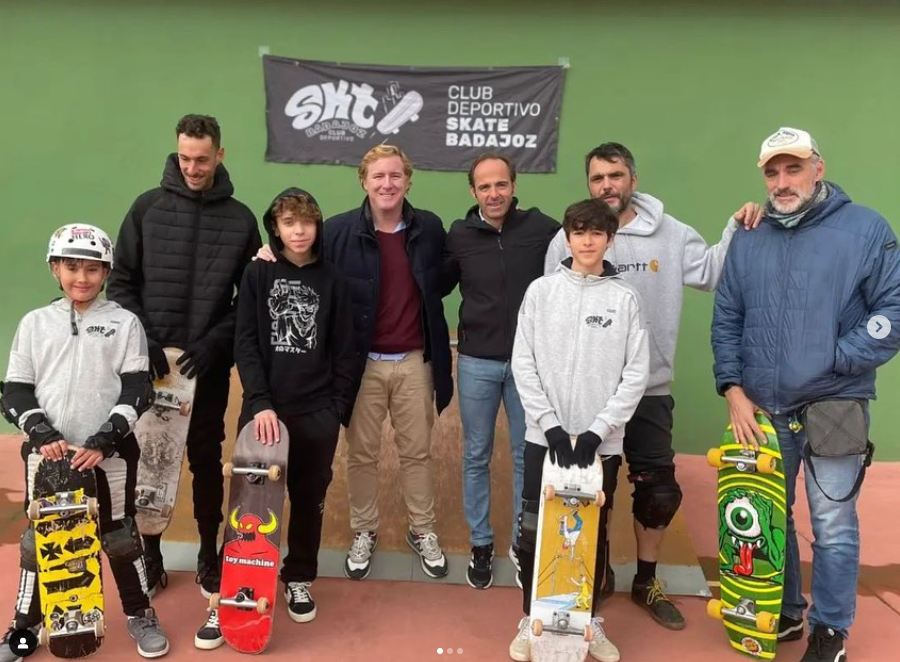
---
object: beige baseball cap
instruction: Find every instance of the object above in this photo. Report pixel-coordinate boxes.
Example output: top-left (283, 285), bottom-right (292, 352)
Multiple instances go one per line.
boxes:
top-left (758, 127), bottom-right (820, 167)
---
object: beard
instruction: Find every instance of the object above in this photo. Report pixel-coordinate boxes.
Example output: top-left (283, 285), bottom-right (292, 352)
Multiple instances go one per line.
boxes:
top-left (768, 186), bottom-right (814, 214)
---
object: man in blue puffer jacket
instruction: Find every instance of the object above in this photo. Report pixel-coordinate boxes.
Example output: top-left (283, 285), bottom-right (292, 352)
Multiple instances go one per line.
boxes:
top-left (712, 127), bottom-right (900, 662)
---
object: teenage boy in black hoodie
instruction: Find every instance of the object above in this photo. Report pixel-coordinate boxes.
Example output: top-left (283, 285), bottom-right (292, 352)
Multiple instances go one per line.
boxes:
top-left (194, 188), bottom-right (356, 649)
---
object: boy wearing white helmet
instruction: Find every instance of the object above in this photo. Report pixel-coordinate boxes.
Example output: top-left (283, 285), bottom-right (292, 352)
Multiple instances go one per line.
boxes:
top-left (0, 224), bottom-right (171, 660)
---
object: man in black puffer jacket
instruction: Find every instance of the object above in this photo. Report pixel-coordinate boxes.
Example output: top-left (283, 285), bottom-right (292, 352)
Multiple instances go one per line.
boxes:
top-left (106, 115), bottom-right (261, 624)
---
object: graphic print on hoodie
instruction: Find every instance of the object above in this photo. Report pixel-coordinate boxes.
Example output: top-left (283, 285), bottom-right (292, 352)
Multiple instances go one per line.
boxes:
top-left (269, 278), bottom-right (320, 353)
top-left (234, 187), bottom-right (357, 418)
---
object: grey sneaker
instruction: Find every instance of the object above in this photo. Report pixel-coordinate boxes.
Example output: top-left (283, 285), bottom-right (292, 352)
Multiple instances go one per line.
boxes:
top-left (127, 607), bottom-right (169, 658)
top-left (193, 608), bottom-right (223, 650)
top-left (344, 531), bottom-right (377, 580)
top-left (406, 530), bottom-right (448, 578)
top-left (509, 545), bottom-right (523, 589)
top-left (508, 616), bottom-right (531, 662)
top-left (1, 624), bottom-right (40, 662)
top-left (588, 616), bottom-right (620, 662)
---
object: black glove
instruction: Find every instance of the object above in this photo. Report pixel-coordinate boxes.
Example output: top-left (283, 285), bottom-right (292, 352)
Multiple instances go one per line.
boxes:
top-left (176, 341), bottom-right (215, 380)
top-left (544, 426), bottom-right (575, 469)
top-left (147, 340), bottom-right (169, 380)
top-left (83, 414), bottom-right (129, 459)
top-left (574, 431), bottom-right (602, 469)
top-left (22, 413), bottom-right (64, 450)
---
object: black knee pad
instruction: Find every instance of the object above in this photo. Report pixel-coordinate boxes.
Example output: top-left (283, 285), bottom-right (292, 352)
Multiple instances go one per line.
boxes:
top-left (516, 499), bottom-right (541, 554)
top-left (20, 527), bottom-right (37, 572)
top-left (630, 470), bottom-right (683, 529)
top-left (101, 516), bottom-right (144, 562)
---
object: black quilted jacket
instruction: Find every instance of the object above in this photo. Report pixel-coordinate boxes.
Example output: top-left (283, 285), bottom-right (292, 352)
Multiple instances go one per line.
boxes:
top-left (106, 154), bottom-right (261, 366)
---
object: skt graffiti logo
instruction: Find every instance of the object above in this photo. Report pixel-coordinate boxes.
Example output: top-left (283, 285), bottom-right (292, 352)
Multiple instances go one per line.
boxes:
top-left (285, 80), bottom-right (422, 142)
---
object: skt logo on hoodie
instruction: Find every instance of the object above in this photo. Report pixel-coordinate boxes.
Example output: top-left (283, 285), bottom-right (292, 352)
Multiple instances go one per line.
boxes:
top-left (585, 315), bottom-right (614, 329)
top-left (268, 279), bottom-right (320, 353)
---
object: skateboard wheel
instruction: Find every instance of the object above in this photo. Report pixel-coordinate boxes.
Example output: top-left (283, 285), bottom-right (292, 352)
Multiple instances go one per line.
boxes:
top-left (707, 599), bottom-right (724, 620)
top-left (257, 597), bottom-right (270, 614)
top-left (209, 593), bottom-right (221, 610)
top-left (584, 624), bottom-right (593, 642)
top-left (27, 500), bottom-right (43, 521)
top-left (543, 485), bottom-right (555, 501)
top-left (86, 497), bottom-right (100, 518)
top-left (94, 615), bottom-right (105, 638)
top-left (756, 454), bottom-right (777, 474)
top-left (595, 491), bottom-right (605, 508)
top-left (39, 627), bottom-right (49, 647)
top-left (268, 465), bottom-right (282, 482)
top-left (222, 462), bottom-right (234, 478)
top-left (756, 611), bottom-right (776, 633)
top-left (159, 504), bottom-right (173, 519)
top-left (531, 619), bottom-right (543, 637)
top-left (179, 402), bottom-right (191, 416)
top-left (707, 448), bottom-right (725, 468)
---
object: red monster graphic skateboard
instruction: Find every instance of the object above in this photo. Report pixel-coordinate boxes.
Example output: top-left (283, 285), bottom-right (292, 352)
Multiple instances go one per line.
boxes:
top-left (28, 451), bottom-right (105, 658)
top-left (529, 437), bottom-right (605, 662)
top-left (210, 419), bottom-right (289, 653)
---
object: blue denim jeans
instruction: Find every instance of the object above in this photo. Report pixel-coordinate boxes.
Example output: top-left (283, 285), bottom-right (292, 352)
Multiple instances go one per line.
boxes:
top-left (772, 413), bottom-right (864, 638)
top-left (457, 354), bottom-right (526, 547)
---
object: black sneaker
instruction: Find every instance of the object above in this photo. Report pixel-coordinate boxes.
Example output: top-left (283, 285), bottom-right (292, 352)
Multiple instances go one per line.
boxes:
top-left (631, 577), bottom-right (685, 630)
top-left (196, 548), bottom-right (221, 598)
top-left (284, 582), bottom-right (316, 623)
top-left (405, 530), bottom-right (449, 578)
top-left (1, 623), bottom-right (40, 662)
top-left (779, 614), bottom-right (805, 642)
top-left (799, 625), bottom-right (846, 662)
top-left (466, 544), bottom-right (494, 589)
top-left (194, 608), bottom-right (224, 650)
top-left (144, 548), bottom-right (167, 598)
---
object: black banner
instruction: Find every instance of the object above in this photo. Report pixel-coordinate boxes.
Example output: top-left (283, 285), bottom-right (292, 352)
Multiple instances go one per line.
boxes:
top-left (263, 55), bottom-right (566, 173)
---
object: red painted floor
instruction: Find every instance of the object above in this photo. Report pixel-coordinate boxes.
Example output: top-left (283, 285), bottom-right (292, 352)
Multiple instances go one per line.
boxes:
top-left (1, 453), bottom-right (897, 661)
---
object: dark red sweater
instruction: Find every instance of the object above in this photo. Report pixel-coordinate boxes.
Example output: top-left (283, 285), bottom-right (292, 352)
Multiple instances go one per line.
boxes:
top-left (371, 229), bottom-right (423, 353)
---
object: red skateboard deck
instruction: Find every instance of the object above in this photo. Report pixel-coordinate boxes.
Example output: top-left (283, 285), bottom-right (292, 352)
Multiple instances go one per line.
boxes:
top-left (211, 419), bottom-right (289, 653)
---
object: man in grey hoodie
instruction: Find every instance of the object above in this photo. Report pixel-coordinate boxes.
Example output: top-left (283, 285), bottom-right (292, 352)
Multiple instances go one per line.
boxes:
top-left (543, 143), bottom-right (761, 629)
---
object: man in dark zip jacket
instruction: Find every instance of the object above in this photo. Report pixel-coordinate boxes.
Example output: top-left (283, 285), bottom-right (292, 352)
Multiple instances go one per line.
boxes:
top-left (713, 127), bottom-right (900, 662)
top-left (442, 154), bottom-right (559, 589)
top-left (106, 115), bottom-right (262, 603)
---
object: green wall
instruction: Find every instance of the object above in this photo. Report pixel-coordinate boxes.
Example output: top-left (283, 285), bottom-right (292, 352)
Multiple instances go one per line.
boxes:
top-left (2, 0), bottom-right (899, 457)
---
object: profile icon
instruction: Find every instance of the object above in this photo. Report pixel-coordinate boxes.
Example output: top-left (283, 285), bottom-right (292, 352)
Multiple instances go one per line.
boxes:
top-left (7, 628), bottom-right (38, 657)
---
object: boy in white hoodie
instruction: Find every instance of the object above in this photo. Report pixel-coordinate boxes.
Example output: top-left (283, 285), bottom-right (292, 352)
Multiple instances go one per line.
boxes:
top-left (0, 225), bottom-right (169, 660)
top-left (510, 199), bottom-right (649, 662)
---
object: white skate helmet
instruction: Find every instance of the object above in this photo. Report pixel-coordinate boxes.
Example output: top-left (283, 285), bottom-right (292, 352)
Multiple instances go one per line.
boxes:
top-left (46, 224), bottom-right (114, 268)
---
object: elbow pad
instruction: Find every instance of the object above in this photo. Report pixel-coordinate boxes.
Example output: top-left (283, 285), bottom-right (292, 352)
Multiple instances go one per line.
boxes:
top-left (0, 381), bottom-right (41, 427)
top-left (119, 372), bottom-right (153, 417)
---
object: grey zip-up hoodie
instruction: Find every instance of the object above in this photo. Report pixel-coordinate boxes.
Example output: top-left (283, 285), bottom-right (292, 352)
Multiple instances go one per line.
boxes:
top-left (5, 298), bottom-right (149, 444)
top-left (544, 192), bottom-right (737, 395)
top-left (512, 259), bottom-right (649, 456)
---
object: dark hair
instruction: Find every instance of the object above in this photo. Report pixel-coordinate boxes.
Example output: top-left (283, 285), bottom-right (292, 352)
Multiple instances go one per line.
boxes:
top-left (562, 199), bottom-right (619, 239)
top-left (584, 142), bottom-right (636, 177)
top-left (467, 153), bottom-right (517, 188)
top-left (175, 114), bottom-right (222, 148)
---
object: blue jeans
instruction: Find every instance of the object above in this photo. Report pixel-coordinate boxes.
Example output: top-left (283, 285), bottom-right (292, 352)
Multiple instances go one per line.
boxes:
top-left (772, 414), bottom-right (864, 638)
top-left (457, 354), bottom-right (526, 548)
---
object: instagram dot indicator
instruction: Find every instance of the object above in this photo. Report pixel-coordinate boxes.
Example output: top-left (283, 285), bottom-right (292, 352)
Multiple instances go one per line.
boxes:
top-left (458, 649), bottom-right (463, 654)
top-left (448, 648), bottom-right (454, 654)
top-left (437, 649), bottom-right (443, 654)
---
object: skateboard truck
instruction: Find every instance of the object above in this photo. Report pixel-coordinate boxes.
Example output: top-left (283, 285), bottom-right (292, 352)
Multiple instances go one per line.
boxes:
top-left (152, 390), bottom-right (191, 416)
top-left (531, 610), bottom-right (593, 641)
top-left (222, 462), bottom-right (282, 483)
top-left (27, 493), bottom-right (99, 520)
top-left (134, 486), bottom-right (173, 518)
top-left (707, 597), bottom-right (777, 633)
top-left (544, 485), bottom-right (605, 508)
top-left (40, 609), bottom-right (105, 646)
top-left (707, 448), bottom-right (777, 474)
top-left (209, 588), bottom-right (270, 615)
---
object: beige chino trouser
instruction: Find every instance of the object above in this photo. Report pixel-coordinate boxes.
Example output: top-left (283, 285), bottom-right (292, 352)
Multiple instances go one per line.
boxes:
top-left (345, 349), bottom-right (438, 534)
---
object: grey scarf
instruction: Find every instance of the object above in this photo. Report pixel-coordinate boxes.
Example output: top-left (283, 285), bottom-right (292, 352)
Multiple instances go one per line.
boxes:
top-left (765, 181), bottom-right (831, 229)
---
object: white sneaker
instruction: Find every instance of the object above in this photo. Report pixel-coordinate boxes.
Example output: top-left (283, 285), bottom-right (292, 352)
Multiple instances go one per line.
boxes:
top-left (509, 616), bottom-right (531, 662)
top-left (509, 545), bottom-right (523, 589)
top-left (588, 616), bottom-right (620, 662)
